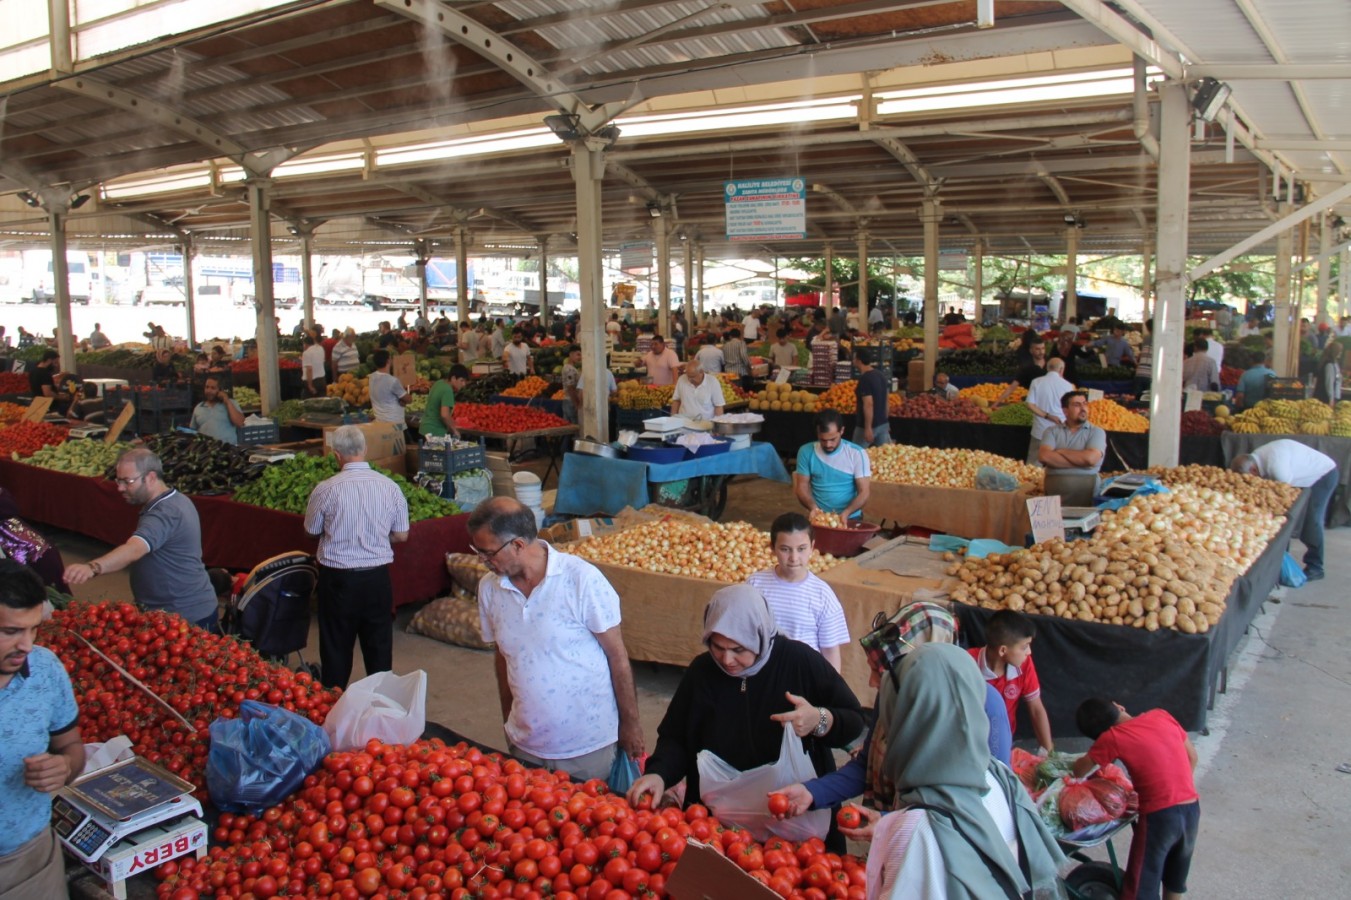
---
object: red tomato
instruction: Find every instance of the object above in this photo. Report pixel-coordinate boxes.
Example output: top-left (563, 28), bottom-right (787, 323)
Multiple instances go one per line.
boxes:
top-left (836, 806), bottom-right (863, 829)
top-left (767, 793), bottom-right (791, 816)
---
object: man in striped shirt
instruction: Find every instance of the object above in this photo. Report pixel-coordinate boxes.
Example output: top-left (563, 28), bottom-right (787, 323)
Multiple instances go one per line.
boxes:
top-left (304, 425), bottom-right (410, 688)
top-left (745, 512), bottom-right (850, 672)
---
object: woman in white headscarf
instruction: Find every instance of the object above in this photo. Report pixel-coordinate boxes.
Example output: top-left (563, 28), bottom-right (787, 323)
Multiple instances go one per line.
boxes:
top-left (626, 584), bottom-right (864, 848)
top-left (867, 643), bottom-right (1067, 900)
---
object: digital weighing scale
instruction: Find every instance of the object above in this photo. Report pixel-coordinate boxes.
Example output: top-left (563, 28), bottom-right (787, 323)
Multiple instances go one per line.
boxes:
top-left (68, 425), bottom-right (109, 440)
top-left (1062, 506), bottom-right (1102, 541)
top-left (249, 448), bottom-right (296, 464)
top-left (53, 757), bottom-right (207, 897)
top-left (1101, 473), bottom-right (1151, 499)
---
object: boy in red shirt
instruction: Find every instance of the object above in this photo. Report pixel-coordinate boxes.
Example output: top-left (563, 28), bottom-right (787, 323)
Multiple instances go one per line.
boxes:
top-left (968, 610), bottom-right (1054, 752)
top-left (1073, 699), bottom-right (1200, 900)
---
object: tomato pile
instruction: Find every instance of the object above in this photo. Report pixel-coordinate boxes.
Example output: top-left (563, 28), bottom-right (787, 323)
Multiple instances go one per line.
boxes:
top-left (233, 356), bottom-right (303, 372)
top-left (154, 739), bottom-right (867, 900)
top-left (41, 602), bottom-right (341, 797)
top-left (0, 371), bottom-right (30, 393)
top-left (895, 394), bottom-right (990, 423)
top-left (453, 403), bottom-right (572, 434)
top-left (0, 419), bottom-right (70, 457)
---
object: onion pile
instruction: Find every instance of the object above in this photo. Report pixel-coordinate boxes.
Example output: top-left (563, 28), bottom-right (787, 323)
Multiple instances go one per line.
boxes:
top-left (562, 520), bottom-right (841, 582)
top-left (1142, 465), bottom-right (1300, 517)
top-left (810, 510), bottom-right (847, 528)
top-left (947, 483), bottom-right (1287, 632)
top-left (869, 444), bottom-right (1043, 490)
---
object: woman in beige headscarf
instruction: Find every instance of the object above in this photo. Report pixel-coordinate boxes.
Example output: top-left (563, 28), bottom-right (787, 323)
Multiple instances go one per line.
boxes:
top-left (626, 584), bottom-right (864, 849)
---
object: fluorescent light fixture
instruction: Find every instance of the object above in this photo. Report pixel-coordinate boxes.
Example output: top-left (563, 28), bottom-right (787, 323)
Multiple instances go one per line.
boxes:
top-left (617, 99), bottom-right (858, 138)
top-left (101, 170), bottom-right (213, 200)
top-left (271, 153), bottom-right (365, 179)
top-left (376, 129), bottom-right (558, 167)
top-left (876, 67), bottom-right (1157, 116)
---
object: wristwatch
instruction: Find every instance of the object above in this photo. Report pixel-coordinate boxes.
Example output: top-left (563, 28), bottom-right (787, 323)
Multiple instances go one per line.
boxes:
top-left (88, 560), bottom-right (102, 576)
top-left (812, 707), bottom-right (829, 737)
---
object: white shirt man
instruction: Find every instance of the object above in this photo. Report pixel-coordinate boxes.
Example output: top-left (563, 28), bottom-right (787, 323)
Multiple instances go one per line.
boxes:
top-left (331, 332), bottom-right (360, 376)
top-left (471, 498), bottom-right (643, 781)
top-left (1025, 360), bottom-right (1076, 465)
top-left (368, 352), bottom-right (408, 424)
top-left (670, 363), bottom-right (725, 421)
top-left (741, 312), bottom-right (760, 341)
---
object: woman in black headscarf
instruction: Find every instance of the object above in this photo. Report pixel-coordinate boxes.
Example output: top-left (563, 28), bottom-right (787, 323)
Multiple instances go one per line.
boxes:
top-left (626, 584), bottom-right (864, 848)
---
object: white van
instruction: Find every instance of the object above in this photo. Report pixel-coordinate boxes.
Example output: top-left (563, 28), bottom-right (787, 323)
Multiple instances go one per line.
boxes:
top-left (32, 253), bottom-right (92, 303)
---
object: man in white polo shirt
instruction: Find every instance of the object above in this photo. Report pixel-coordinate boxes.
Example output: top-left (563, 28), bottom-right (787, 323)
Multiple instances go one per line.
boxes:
top-left (1025, 358), bottom-right (1075, 465)
top-left (470, 497), bottom-right (644, 780)
top-left (1232, 440), bottom-right (1338, 581)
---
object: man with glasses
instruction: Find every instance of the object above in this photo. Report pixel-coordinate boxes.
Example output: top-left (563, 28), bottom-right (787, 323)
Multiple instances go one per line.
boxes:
top-left (63, 448), bottom-right (219, 632)
top-left (469, 496), bottom-right (644, 781)
top-left (305, 425), bottom-right (409, 688)
top-left (793, 409), bottom-right (871, 520)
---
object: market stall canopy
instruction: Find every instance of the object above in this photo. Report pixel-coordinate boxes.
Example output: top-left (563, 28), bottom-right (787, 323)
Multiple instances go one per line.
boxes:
top-left (0, 0), bottom-right (1346, 259)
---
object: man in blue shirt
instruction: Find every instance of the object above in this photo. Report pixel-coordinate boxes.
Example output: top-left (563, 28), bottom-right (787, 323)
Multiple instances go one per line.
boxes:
top-left (188, 375), bottom-right (246, 444)
top-left (794, 409), bottom-right (871, 519)
top-left (1091, 323), bottom-right (1135, 368)
top-left (1234, 353), bottom-right (1276, 409)
top-left (0, 560), bottom-right (82, 899)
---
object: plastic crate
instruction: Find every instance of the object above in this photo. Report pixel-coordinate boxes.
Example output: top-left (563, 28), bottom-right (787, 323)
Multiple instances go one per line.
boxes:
top-left (236, 422), bottom-right (281, 446)
top-left (418, 439), bottom-right (487, 475)
top-left (105, 385), bottom-right (192, 414)
top-left (1265, 377), bottom-right (1307, 400)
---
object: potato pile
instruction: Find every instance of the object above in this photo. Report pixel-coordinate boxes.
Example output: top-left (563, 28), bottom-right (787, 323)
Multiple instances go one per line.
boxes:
top-left (562, 519), bottom-right (841, 582)
top-left (947, 483), bottom-right (1287, 632)
top-left (869, 444), bottom-right (1044, 490)
top-left (1142, 465), bottom-right (1300, 517)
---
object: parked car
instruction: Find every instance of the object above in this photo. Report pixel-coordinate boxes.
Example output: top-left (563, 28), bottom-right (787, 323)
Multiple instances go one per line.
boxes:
top-left (137, 285), bottom-right (186, 306)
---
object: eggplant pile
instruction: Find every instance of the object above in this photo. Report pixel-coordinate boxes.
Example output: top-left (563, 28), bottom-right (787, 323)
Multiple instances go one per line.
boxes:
top-left (133, 432), bottom-right (266, 495)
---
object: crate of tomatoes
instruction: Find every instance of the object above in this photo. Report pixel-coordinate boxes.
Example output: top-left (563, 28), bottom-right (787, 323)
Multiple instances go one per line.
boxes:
top-left (452, 402), bottom-right (572, 434)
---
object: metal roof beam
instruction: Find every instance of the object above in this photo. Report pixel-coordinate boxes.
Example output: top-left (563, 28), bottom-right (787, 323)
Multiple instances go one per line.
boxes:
top-left (931, 148), bottom-right (1248, 178)
top-left (52, 76), bottom-right (250, 161)
top-left (1187, 64), bottom-right (1351, 80)
top-left (1189, 183), bottom-right (1351, 281)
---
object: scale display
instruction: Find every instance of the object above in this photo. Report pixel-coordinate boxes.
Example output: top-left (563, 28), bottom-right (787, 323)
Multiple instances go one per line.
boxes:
top-left (51, 757), bottom-right (199, 864)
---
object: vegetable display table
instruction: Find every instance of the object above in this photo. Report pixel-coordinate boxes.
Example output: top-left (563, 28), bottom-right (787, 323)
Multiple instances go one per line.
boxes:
top-left (459, 424), bottom-right (578, 488)
top-left (0, 458), bottom-right (467, 608)
top-left (953, 489), bottom-right (1305, 736)
top-left (867, 481), bottom-right (1036, 546)
top-left (553, 443), bottom-right (790, 519)
top-left (581, 536), bottom-right (948, 699)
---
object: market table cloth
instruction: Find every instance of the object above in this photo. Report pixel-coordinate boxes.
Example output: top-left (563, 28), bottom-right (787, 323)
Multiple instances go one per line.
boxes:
top-left (867, 481), bottom-right (1036, 546)
top-left (1220, 431), bottom-right (1351, 526)
top-left (0, 458), bottom-right (468, 607)
top-left (953, 488), bottom-right (1304, 736)
top-left (553, 443), bottom-right (789, 516)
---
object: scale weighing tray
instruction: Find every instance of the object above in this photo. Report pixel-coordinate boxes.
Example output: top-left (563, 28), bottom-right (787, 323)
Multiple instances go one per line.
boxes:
top-left (249, 449), bottom-right (296, 464)
top-left (1101, 473), bottom-right (1151, 498)
top-left (1062, 506), bottom-right (1101, 541)
top-left (52, 756), bottom-right (201, 864)
top-left (69, 425), bottom-right (109, 440)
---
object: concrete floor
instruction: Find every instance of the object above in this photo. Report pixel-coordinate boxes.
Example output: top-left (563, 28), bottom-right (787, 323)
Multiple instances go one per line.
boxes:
top-left (52, 468), bottom-right (1350, 896)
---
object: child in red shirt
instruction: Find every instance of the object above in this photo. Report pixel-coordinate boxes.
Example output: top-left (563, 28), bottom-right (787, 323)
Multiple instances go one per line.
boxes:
top-left (1074, 699), bottom-right (1200, 900)
top-left (968, 610), bottom-right (1054, 752)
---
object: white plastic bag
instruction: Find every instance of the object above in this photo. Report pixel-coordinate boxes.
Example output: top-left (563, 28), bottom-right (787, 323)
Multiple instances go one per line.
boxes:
top-left (696, 723), bottom-right (831, 842)
top-left (81, 735), bottom-right (134, 775)
top-left (323, 670), bottom-right (427, 751)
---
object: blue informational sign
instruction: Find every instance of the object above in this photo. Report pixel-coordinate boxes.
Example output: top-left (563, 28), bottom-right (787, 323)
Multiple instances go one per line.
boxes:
top-left (724, 178), bottom-right (807, 241)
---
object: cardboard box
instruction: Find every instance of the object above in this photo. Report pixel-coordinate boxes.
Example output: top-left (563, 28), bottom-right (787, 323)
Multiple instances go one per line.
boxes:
top-left (322, 421), bottom-right (407, 461)
top-left (666, 839), bottom-right (779, 900)
top-left (393, 352), bottom-right (418, 387)
top-left (373, 453), bottom-right (406, 476)
top-left (539, 515), bottom-right (617, 544)
top-left (907, 357), bottom-right (926, 393)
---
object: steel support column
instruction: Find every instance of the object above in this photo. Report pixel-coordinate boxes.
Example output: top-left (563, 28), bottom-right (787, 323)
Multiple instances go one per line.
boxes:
top-left (49, 210), bottom-right (76, 372)
top-left (455, 229), bottom-right (470, 323)
top-left (1340, 245), bottom-right (1349, 319)
top-left (537, 237), bottom-right (551, 329)
top-left (413, 239), bottom-right (430, 324)
top-left (573, 143), bottom-right (608, 441)
top-left (921, 200), bottom-right (941, 390)
top-left (654, 216), bottom-right (670, 341)
top-left (1141, 242), bottom-right (1154, 321)
top-left (300, 233), bottom-right (315, 333)
top-left (696, 246), bottom-right (705, 319)
top-left (1064, 226), bottom-right (1079, 324)
top-left (856, 231), bottom-right (870, 320)
top-left (1273, 205), bottom-right (1294, 376)
top-left (683, 239), bottom-right (694, 320)
top-left (248, 180), bottom-right (280, 414)
top-left (1317, 213), bottom-right (1332, 327)
top-left (181, 235), bottom-right (197, 349)
top-left (972, 242), bottom-right (984, 317)
top-left (1148, 82), bottom-right (1191, 468)
top-left (823, 245), bottom-right (834, 311)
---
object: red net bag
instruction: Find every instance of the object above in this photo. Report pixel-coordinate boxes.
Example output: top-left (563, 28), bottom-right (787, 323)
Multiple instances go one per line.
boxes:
top-left (1011, 748), bottom-right (1041, 796)
top-left (1084, 777), bottom-right (1136, 820)
top-left (1058, 777), bottom-right (1114, 831)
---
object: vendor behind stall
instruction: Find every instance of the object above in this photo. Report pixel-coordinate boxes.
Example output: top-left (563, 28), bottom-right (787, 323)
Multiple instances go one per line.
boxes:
top-left (670, 359), bottom-right (724, 421)
top-left (641, 335), bottom-right (681, 386)
top-left (420, 365), bottom-right (469, 439)
top-left (189, 376), bottom-right (245, 445)
top-left (794, 409), bottom-right (871, 519)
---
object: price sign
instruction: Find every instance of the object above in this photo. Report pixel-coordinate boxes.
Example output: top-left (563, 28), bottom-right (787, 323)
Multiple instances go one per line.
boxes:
top-left (22, 397), bottom-right (52, 422)
top-left (106, 402), bottom-right (136, 444)
top-left (1026, 494), bottom-right (1064, 545)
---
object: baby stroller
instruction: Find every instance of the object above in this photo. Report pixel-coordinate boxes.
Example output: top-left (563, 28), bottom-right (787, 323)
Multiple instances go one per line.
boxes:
top-left (222, 551), bottom-right (319, 675)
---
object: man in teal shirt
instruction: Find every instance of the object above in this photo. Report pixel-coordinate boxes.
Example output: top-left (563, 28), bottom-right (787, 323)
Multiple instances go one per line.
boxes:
top-left (420, 364), bottom-right (470, 438)
top-left (794, 409), bottom-right (871, 518)
top-left (1234, 353), bottom-right (1276, 409)
top-left (189, 375), bottom-right (246, 444)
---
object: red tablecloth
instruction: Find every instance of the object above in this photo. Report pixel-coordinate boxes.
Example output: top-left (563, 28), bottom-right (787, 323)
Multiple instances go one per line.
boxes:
top-left (0, 458), bottom-right (467, 607)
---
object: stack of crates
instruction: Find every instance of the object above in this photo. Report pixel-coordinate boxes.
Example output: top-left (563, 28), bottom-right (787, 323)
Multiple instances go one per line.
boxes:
top-left (809, 341), bottom-right (838, 386)
top-left (104, 385), bottom-right (194, 434)
top-left (1265, 376), bottom-right (1308, 401)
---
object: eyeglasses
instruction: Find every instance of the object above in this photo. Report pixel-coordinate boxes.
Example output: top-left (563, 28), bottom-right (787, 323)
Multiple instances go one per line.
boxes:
top-left (469, 538), bottom-right (517, 561)
top-left (113, 474), bottom-right (145, 486)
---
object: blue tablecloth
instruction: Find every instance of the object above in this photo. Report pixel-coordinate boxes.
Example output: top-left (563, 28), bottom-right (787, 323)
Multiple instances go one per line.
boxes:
top-left (554, 442), bottom-right (789, 516)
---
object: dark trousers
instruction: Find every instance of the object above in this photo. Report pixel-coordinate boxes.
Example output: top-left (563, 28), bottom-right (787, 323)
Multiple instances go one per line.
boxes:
top-left (1299, 466), bottom-right (1340, 574)
top-left (317, 564), bottom-right (394, 689)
